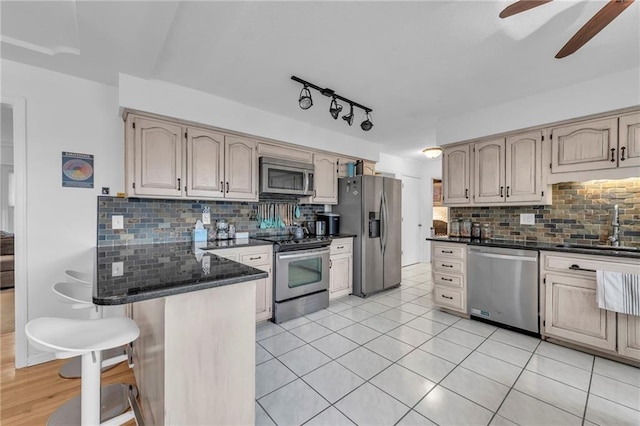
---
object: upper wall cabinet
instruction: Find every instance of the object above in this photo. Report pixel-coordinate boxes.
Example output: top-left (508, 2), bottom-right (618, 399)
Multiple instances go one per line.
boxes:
top-left (126, 114), bottom-right (258, 201)
top-left (473, 131), bottom-right (544, 205)
top-left (443, 145), bottom-right (470, 205)
top-left (550, 117), bottom-right (618, 174)
top-left (306, 153), bottom-right (338, 205)
top-left (619, 112), bottom-right (640, 169)
top-left (257, 142), bottom-right (313, 164)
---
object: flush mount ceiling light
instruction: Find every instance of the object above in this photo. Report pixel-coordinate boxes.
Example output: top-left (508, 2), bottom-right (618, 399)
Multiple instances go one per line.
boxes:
top-left (298, 85), bottom-right (313, 110)
top-left (422, 147), bottom-right (443, 158)
top-left (342, 104), bottom-right (355, 126)
top-left (360, 112), bottom-right (374, 131)
top-left (291, 75), bottom-right (373, 131)
top-left (329, 97), bottom-right (343, 119)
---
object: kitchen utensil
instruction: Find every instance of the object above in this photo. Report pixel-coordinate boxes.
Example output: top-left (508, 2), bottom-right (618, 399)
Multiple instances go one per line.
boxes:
top-left (306, 221), bottom-right (316, 235)
top-left (295, 205), bottom-right (300, 218)
top-left (292, 224), bottom-right (305, 239)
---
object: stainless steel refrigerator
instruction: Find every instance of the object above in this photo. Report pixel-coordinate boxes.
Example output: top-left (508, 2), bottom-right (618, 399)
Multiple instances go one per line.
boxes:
top-left (334, 176), bottom-right (402, 297)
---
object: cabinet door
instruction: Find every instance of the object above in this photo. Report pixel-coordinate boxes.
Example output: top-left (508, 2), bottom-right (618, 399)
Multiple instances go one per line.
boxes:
top-left (224, 136), bottom-right (258, 200)
top-left (186, 128), bottom-right (225, 198)
top-left (330, 254), bottom-right (352, 299)
top-left (254, 264), bottom-right (272, 322)
top-left (550, 117), bottom-right (618, 173)
top-left (544, 273), bottom-right (616, 352)
top-left (474, 139), bottom-right (505, 203)
top-left (443, 145), bottom-right (470, 204)
top-left (618, 314), bottom-right (640, 361)
top-left (133, 117), bottom-right (183, 197)
top-left (506, 131), bottom-right (542, 203)
top-left (619, 112), bottom-right (640, 169)
top-left (362, 161), bottom-right (376, 176)
top-left (311, 154), bottom-right (338, 204)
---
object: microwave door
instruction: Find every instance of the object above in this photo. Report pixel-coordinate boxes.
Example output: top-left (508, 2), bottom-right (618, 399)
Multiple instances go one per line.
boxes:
top-left (261, 164), bottom-right (308, 195)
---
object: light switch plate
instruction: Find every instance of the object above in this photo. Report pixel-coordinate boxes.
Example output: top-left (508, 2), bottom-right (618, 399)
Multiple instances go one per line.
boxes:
top-left (202, 212), bottom-right (211, 225)
top-left (112, 261), bottom-right (124, 277)
top-left (520, 213), bottom-right (535, 225)
top-left (112, 215), bottom-right (124, 230)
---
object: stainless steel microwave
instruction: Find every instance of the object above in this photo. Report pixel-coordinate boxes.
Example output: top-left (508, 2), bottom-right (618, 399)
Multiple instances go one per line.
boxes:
top-left (259, 157), bottom-right (314, 196)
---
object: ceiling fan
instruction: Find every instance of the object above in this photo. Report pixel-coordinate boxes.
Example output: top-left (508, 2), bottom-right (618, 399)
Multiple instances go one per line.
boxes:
top-left (499, 0), bottom-right (635, 58)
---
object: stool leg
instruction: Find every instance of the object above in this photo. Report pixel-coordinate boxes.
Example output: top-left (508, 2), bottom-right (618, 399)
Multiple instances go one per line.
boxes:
top-left (81, 351), bottom-right (102, 425)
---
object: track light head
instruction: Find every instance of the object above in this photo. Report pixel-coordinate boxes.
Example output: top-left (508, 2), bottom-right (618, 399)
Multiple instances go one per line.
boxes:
top-left (298, 85), bottom-right (313, 110)
top-left (360, 112), bottom-right (374, 131)
top-left (342, 104), bottom-right (354, 126)
top-left (329, 97), bottom-right (343, 119)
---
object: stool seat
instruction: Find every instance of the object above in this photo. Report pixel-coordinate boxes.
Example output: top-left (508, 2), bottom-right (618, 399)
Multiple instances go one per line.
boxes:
top-left (26, 317), bottom-right (139, 359)
top-left (64, 269), bottom-right (93, 285)
top-left (52, 282), bottom-right (93, 308)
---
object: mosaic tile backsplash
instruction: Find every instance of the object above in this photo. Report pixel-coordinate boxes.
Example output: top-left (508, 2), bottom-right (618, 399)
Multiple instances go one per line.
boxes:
top-left (97, 196), bottom-right (325, 246)
top-left (450, 179), bottom-right (640, 246)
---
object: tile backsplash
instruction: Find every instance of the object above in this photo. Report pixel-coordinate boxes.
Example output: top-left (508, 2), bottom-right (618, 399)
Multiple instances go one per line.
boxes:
top-left (97, 197), bottom-right (324, 246)
top-left (450, 179), bottom-right (640, 246)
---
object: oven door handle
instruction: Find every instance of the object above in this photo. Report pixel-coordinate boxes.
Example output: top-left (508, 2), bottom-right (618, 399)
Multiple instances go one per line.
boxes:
top-left (277, 248), bottom-right (330, 260)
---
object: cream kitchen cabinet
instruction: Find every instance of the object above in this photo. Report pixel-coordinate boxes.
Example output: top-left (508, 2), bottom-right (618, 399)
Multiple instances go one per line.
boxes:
top-left (540, 251), bottom-right (640, 360)
top-left (208, 245), bottom-right (273, 322)
top-left (549, 117), bottom-right (618, 174)
top-left (619, 111), bottom-right (640, 169)
top-left (329, 238), bottom-right (353, 299)
top-left (125, 113), bottom-right (258, 201)
top-left (431, 242), bottom-right (467, 315)
top-left (360, 161), bottom-right (376, 176)
top-left (443, 145), bottom-right (471, 205)
top-left (306, 153), bottom-right (338, 205)
top-left (473, 132), bottom-right (544, 204)
top-left (257, 142), bottom-right (313, 164)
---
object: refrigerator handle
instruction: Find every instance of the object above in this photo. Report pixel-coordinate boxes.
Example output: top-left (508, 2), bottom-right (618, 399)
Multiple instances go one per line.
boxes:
top-left (381, 192), bottom-right (388, 254)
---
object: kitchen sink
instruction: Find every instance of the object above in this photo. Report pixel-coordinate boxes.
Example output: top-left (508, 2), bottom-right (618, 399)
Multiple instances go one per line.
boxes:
top-left (555, 244), bottom-right (639, 252)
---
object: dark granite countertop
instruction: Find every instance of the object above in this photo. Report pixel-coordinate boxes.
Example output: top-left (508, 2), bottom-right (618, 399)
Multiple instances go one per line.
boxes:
top-left (426, 237), bottom-right (640, 259)
top-left (94, 242), bottom-right (268, 305)
top-left (331, 234), bottom-right (357, 239)
top-left (200, 238), bottom-right (273, 250)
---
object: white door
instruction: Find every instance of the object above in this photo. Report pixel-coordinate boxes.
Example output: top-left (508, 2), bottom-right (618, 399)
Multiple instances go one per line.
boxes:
top-left (401, 175), bottom-right (422, 266)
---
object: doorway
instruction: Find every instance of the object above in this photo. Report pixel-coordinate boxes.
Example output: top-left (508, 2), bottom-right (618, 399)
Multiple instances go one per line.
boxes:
top-left (401, 175), bottom-right (422, 266)
top-left (432, 179), bottom-right (448, 236)
top-left (1, 104), bottom-right (15, 333)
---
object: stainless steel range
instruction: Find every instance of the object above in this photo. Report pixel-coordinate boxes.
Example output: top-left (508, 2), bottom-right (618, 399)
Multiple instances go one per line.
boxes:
top-left (257, 235), bottom-right (332, 323)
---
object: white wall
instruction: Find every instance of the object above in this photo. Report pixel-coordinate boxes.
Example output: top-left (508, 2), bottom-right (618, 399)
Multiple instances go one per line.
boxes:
top-left (1, 59), bottom-right (124, 364)
top-left (118, 74), bottom-right (384, 162)
top-left (437, 67), bottom-right (640, 144)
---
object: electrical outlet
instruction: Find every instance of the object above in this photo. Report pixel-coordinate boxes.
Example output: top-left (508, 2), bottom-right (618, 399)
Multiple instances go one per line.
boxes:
top-left (202, 212), bottom-right (211, 225)
top-left (520, 213), bottom-right (535, 225)
top-left (112, 261), bottom-right (124, 277)
top-left (112, 215), bottom-right (124, 230)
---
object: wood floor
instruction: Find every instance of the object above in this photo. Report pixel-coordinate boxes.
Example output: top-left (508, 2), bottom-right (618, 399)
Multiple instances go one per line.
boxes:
top-left (1, 289), bottom-right (15, 333)
top-left (0, 332), bottom-right (137, 425)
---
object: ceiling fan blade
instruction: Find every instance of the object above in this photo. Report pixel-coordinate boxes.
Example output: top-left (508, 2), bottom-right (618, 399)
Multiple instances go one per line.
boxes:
top-left (499, 0), bottom-right (554, 18)
top-left (556, 0), bottom-right (635, 58)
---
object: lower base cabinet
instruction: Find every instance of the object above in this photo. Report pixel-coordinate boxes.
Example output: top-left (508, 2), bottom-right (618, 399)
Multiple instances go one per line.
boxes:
top-left (329, 238), bottom-right (353, 300)
top-left (209, 245), bottom-right (273, 322)
top-left (431, 242), bottom-right (467, 315)
top-left (541, 251), bottom-right (640, 361)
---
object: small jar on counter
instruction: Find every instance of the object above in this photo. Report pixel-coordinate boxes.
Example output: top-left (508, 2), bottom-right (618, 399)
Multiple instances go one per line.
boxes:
top-left (481, 223), bottom-right (493, 240)
top-left (461, 219), bottom-right (472, 237)
top-left (448, 219), bottom-right (460, 237)
top-left (472, 222), bottom-right (481, 239)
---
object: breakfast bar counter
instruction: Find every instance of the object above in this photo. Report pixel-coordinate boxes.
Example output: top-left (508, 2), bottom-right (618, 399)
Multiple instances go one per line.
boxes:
top-left (94, 242), bottom-right (267, 425)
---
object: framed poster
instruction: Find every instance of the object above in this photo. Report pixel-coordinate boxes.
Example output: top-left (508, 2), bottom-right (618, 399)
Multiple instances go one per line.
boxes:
top-left (62, 152), bottom-right (94, 188)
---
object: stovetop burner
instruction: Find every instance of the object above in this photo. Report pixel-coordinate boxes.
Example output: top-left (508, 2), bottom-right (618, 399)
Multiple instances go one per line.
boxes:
top-left (256, 235), bottom-right (332, 252)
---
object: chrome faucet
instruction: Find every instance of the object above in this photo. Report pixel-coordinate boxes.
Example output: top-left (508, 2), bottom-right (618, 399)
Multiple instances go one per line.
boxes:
top-left (608, 204), bottom-right (620, 247)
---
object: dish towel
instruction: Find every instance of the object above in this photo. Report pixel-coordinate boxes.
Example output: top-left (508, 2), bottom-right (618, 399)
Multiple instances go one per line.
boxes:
top-left (596, 270), bottom-right (640, 316)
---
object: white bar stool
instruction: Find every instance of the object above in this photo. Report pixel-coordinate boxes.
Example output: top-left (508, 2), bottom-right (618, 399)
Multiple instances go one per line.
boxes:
top-left (25, 316), bottom-right (140, 426)
top-left (53, 282), bottom-right (126, 377)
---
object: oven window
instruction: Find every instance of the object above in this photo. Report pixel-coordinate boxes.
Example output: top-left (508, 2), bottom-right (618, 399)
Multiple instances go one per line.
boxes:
top-left (288, 258), bottom-right (322, 288)
top-left (268, 168), bottom-right (305, 191)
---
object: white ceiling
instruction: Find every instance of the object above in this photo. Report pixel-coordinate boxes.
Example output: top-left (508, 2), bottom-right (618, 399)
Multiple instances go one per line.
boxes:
top-left (1, 1), bottom-right (638, 157)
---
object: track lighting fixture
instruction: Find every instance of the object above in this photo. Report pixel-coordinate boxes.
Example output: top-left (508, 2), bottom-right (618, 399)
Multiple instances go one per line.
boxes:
top-left (342, 104), bottom-right (355, 126)
top-left (360, 112), bottom-right (374, 131)
top-left (422, 147), bottom-right (443, 158)
top-left (291, 75), bottom-right (373, 131)
top-left (329, 97), bottom-right (343, 119)
top-left (298, 85), bottom-right (313, 110)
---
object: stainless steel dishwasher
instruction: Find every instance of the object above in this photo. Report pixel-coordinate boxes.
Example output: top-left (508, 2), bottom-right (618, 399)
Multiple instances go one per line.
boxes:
top-left (467, 246), bottom-right (539, 334)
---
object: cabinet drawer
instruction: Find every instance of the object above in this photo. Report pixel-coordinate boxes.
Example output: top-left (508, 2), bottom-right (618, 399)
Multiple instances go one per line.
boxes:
top-left (434, 286), bottom-right (464, 310)
top-left (433, 259), bottom-right (464, 274)
top-left (434, 273), bottom-right (463, 288)
top-left (542, 252), bottom-right (639, 276)
top-left (240, 251), bottom-right (272, 266)
top-left (331, 238), bottom-right (353, 255)
top-left (432, 244), bottom-right (465, 259)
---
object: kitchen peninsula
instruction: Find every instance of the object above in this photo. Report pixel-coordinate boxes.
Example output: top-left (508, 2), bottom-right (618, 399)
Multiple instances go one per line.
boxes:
top-left (94, 241), bottom-right (269, 425)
